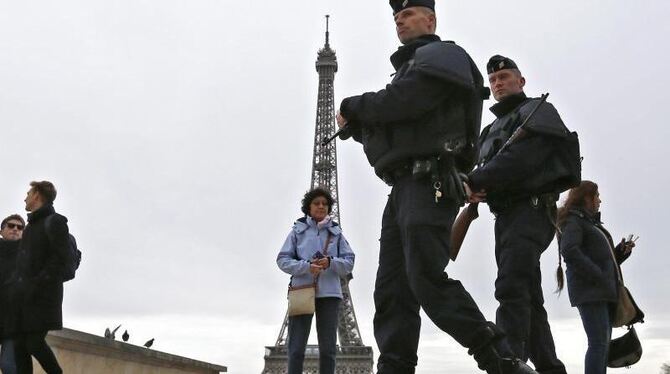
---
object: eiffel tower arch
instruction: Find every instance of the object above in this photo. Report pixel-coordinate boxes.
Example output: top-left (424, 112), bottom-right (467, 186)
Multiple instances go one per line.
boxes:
top-left (262, 16), bottom-right (374, 374)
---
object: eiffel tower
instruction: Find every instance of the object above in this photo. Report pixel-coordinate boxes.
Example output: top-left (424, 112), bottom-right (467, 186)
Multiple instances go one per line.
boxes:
top-left (262, 16), bottom-right (374, 374)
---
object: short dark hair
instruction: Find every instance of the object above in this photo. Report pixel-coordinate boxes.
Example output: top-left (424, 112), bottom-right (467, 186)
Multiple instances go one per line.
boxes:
top-left (30, 180), bottom-right (57, 204)
top-left (301, 187), bottom-right (334, 216)
top-left (1, 214), bottom-right (25, 229)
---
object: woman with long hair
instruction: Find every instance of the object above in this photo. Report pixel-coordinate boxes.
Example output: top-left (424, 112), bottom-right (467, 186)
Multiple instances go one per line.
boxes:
top-left (276, 187), bottom-right (355, 374)
top-left (556, 181), bottom-right (635, 374)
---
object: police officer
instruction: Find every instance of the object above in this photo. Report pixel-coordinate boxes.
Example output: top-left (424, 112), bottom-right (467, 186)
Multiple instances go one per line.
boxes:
top-left (336, 2), bottom-right (537, 373)
top-left (464, 55), bottom-right (570, 374)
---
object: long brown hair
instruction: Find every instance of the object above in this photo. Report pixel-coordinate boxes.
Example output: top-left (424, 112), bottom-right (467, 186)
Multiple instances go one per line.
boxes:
top-left (555, 180), bottom-right (599, 293)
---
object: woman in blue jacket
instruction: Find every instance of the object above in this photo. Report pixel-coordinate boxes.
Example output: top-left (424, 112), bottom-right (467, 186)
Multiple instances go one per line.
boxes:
top-left (556, 181), bottom-right (635, 374)
top-left (277, 187), bottom-right (355, 374)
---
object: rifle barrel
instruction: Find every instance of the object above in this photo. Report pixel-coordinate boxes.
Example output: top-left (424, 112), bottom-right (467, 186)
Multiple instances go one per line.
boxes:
top-left (321, 126), bottom-right (349, 147)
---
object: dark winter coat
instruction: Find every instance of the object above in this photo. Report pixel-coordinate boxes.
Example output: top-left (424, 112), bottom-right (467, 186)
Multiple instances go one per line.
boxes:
top-left (558, 209), bottom-right (630, 307)
top-left (0, 238), bottom-right (21, 337)
top-left (8, 204), bottom-right (69, 333)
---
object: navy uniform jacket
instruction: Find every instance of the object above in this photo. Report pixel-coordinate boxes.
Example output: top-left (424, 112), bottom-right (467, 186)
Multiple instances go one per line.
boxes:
top-left (340, 34), bottom-right (485, 178)
top-left (469, 93), bottom-right (569, 203)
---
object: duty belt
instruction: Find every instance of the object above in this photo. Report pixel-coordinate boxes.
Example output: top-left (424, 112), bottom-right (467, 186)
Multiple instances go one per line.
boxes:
top-left (381, 162), bottom-right (413, 186)
top-left (488, 192), bottom-right (559, 214)
top-left (381, 156), bottom-right (468, 206)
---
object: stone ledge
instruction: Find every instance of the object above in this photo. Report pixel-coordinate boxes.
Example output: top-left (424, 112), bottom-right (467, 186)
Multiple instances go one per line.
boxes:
top-left (47, 328), bottom-right (227, 373)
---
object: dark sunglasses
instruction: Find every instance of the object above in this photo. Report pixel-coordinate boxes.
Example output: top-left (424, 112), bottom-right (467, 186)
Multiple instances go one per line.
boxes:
top-left (5, 223), bottom-right (24, 230)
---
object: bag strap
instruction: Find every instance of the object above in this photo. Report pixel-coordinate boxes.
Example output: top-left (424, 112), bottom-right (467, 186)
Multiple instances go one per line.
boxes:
top-left (314, 232), bottom-right (332, 284)
top-left (322, 231), bottom-right (332, 255)
top-left (595, 225), bottom-right (624, 284)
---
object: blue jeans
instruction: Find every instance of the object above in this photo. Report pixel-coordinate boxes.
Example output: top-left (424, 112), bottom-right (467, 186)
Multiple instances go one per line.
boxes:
top-left (577, 302), bottom-right (612, 374)
top-left (1, 339), bottom-right (17, 374)
top-left (287, 297), bottom-right (340, 374)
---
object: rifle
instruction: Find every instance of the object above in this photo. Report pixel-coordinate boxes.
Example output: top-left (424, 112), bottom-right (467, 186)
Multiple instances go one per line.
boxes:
top-left (449, 93), bottom-right (549, 261)
top-left (449, 202), bottom-right (479, 260)
top-left (321, 125), bottom-right (353, 146)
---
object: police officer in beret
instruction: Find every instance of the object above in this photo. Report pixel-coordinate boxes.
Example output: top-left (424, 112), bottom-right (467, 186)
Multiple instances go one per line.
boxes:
top-left (336, 2), bottom-right (537, 373)
top-left (464, 55), bottom-right (570, 374)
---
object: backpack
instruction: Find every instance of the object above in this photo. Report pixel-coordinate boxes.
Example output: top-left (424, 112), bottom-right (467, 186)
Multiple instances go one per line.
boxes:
top-left (45, 215), bottom-right (81, 282)
top-left (510, 99), bottom-right (583, 195)
top-left (526, 130), bottom-right (582, 195)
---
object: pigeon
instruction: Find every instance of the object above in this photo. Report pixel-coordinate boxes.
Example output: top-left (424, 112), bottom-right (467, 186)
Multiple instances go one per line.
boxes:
top-left (104, 324), bottom-right (122, 339)
top-left (143, 338), bottom-right (154, 348)
top-left (122, 330), bottom-right (129, 342)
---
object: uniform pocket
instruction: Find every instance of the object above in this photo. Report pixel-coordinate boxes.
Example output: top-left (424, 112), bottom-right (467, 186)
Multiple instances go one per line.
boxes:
top-left (397, 178), bottom-right (457, 228)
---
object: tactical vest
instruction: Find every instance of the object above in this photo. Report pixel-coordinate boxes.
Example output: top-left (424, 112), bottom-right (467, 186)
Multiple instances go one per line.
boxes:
top-left (477, 103), bottom-right (525, 167)
top-left (362, 41), bottom-right (488, 178)
top-left (478, 98), bottom-right (582, 195)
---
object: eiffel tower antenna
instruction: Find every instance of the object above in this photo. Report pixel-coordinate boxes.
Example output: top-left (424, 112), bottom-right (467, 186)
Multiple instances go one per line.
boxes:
top-left (262, 15), bottom-right (373, 374)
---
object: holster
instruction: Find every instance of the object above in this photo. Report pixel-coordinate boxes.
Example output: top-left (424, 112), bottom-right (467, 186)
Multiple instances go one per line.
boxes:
top-left (411, 155), bottom-right (467, 206)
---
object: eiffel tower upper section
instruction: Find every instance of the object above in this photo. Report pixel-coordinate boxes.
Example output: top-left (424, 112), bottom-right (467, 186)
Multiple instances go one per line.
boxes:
top-left (310, 15), bottom-right (340, 222)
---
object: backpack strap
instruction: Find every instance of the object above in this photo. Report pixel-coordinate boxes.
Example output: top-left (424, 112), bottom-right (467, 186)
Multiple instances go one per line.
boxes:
top-left (44, 214), bottom-right (57, 242)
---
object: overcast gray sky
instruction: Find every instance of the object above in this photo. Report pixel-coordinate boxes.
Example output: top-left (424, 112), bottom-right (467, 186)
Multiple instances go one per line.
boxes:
top-left (1, 1), bottom-right (669, 373)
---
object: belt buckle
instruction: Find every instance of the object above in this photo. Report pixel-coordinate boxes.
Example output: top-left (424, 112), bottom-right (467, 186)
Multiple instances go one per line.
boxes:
top-left (531, 196), bottom-right (539, 207)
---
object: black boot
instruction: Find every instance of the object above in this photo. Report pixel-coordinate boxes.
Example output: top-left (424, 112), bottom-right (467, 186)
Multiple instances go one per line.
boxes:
top-left (483, 357), bottom-right (538, 374)
top-left (468, 323), bottom-right (539, 374)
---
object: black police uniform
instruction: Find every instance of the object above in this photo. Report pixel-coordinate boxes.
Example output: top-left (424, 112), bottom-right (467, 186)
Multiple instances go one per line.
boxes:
top-left (468, 57), bottom-right (568, 374)
top-left (340, 6), bottom-right (537, 372)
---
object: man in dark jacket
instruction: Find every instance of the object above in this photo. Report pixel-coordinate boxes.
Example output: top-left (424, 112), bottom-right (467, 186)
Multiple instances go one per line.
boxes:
top-left (1, 214), bottom-right (25, 374)
top-left (336, 2), bottom-right (536, 373)
top-left (11, 181), bottom-right (67, 374)
top-left (464, 56), bottom-right (568, 374)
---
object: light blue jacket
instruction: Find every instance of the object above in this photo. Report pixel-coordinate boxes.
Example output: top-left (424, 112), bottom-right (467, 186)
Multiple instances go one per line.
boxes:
top-left (277, 216), bottom-right (355, 299)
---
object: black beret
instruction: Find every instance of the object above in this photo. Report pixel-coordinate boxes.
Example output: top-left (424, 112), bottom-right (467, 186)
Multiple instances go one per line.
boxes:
top-left (487, 55), bottom-right (519, 74)
top-left (389, 0), bottom-right (435, 15)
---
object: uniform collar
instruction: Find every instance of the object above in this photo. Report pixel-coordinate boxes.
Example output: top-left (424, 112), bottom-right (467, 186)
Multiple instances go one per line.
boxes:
top-left (490, 92), bottom-right (527, 118)
top-left (390, 34), bottom-right (441, 71)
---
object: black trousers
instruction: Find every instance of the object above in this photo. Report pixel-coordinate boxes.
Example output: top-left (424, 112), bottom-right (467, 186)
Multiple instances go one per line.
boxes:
top-left (493, 201), bottom-right (566, 374)
top-left (374, 176), bottom-right (506, 374)
top-left (14, 331), bottom-right (62, 374)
